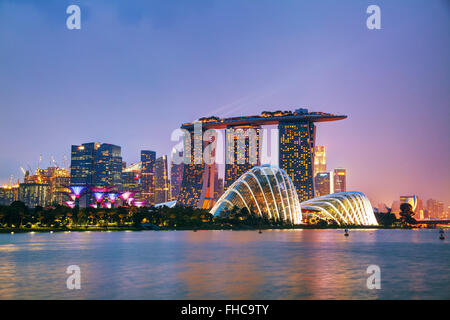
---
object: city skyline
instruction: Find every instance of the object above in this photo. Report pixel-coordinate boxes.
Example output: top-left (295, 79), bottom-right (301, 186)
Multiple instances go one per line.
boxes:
top-left (0, 0), bottom-right (449, 207)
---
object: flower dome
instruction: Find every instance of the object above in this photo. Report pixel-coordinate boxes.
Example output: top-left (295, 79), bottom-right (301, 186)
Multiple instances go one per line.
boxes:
top-left (210, 165), bottom-right (302, 224)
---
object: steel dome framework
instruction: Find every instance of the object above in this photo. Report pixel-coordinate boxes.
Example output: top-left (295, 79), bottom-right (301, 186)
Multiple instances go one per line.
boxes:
top-left (210, 165), bottom-right (302, 224)
top-left (300, 191), bottom-right (378, 226)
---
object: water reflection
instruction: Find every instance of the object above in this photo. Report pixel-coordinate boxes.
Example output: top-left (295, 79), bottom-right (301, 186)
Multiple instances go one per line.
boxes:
top-left (0, 230), bottom-right (448, 299)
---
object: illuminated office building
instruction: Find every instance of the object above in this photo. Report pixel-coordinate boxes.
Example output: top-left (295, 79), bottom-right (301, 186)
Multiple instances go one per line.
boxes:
top-left (224, 125), bottom-right (260, 190)
top-left (155, 155), bottom-right (169, 204)
top-left (314, 172), bottom-right (333, 197)
top-left (95, 144), bottom-right (123, 188)
top-left (333, 168), bottom-right (346, 193)
top-left (70, 142), bottom-right (122, 187)
top-left (141, 150), bottom-right (156, 206)
top-left (122, 162), bottom-right (142, 200)
top-left (313, 146), bottom-right (326, 178)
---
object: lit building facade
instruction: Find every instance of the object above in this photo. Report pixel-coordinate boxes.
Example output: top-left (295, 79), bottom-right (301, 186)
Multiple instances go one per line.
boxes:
top-left (95, 144), bottom-right (122, 188)
top-left (278, 121), bottom-right (316, 202)
top-left (177, 126), bottom-right (217, 208)
top-left (427, 198), bottom-right (445, 219)
top-left (141, 150), bottom-right (156, 206)
top-left (0, 185), bottom-right (19, 206)
top-left (314, 172), bottom-right (333, 196)
top-left (333, 168), bottom-right (346, 193)
top-left (122, 162), bottom-right (142, 200)
top-left (18, 183), bottom-right (51, 208)
top-left (48, 168), bottom-right (71, 205)
top-left (224, 125), bottom-right (261, 190)
top-left (70, 142), bottom-right (122, 187)
top-left (155, 155), bottom-right (169, 204)
top-left (313, 146), bottom-right (326, 178)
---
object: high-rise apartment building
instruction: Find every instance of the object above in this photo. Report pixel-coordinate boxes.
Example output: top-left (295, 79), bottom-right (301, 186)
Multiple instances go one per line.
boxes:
top-left (155, 155), bottom-right (169, 204)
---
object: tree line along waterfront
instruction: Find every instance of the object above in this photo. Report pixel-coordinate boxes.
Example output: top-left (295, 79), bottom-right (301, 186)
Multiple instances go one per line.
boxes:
top-left (0, 201), bottom-right (420, 233)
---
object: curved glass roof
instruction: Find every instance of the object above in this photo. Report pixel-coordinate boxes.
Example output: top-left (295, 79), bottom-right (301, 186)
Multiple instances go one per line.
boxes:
top-left (210, 165), bottom-right (302, 224)
top-left (301, 191), bottom-right (378, 226)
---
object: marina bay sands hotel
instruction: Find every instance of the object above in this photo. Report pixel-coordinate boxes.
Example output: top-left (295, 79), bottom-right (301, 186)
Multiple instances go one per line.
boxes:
top-left (177, 109), bottom-right (346, 209)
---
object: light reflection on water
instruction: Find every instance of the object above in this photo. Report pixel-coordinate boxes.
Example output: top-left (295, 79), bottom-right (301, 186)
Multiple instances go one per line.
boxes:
top-left (0, 229), bottom-right (448, 299)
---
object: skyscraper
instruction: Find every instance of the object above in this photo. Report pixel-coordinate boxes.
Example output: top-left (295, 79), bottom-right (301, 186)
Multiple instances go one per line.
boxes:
top-left (313, 146), bottom-right (326, 178)
top-left (95, 144), bottom-right (123, 188)
top-left (70, 142), bottom-right (122, 187)
top-left (314, 172), bottom-right (333, 197)
top-left (279, 121), bottom-right (316, 202)
top-left (122, 162), bottom-right (142, 200)
top-left (155, 155), bottom-right (169, 204)
top-left (70, 142), bottom-right (98, 186)
top-left (224, 125), bottom-right (260, 190)
top-left (426, 199), bottom-right (444, 219)
top-left (333, 168), bottom-right (346, 193)
top-left (170, 150), bottom-right (184, 201)
top-left (177, 126), bottom-right (209, 207)
top-left (141, 150), bottom-right (156, 206)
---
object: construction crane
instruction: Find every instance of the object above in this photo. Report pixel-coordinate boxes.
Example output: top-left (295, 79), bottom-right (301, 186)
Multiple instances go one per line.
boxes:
top-left (37, 154), bottom-right (42, 171)
top-left (62, 155), bottom-right (68, 170)
top-left (51, 156), bottom-right (59, 168)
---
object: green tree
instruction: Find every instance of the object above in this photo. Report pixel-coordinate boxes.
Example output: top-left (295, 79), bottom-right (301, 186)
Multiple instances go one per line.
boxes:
top-left (399, 203), bottom-right (417, 226)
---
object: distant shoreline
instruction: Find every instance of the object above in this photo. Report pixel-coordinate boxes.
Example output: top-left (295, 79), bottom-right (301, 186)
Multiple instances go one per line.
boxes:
top-left (0, 225), bottom-right (413, 233)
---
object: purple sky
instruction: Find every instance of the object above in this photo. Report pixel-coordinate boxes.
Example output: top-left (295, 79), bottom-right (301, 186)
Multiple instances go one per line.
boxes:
top-left (0, 0), bottom-right (448, 207)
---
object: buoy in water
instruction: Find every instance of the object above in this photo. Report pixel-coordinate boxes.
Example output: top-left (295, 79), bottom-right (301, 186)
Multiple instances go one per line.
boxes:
top-left (440, 234), bottom-right (445, 240)
top-left (10, 232), bottom-right (14, 235)
top-left (258, 230), bottom-right (262, 234)
top-left (344, 229), bottom-right (349, 237)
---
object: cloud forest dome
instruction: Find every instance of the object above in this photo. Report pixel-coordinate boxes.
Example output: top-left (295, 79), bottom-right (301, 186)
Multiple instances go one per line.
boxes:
top-left (300, 192), bottom-right (379, 226)
top-left (210, 165), bottom-right (302, 224)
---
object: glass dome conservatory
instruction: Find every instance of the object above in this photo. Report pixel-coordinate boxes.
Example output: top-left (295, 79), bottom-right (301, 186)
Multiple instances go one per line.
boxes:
top-left (210, 165), bottom-right (302, 224)
top-left (300, 191), bottom-right (378, 226)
